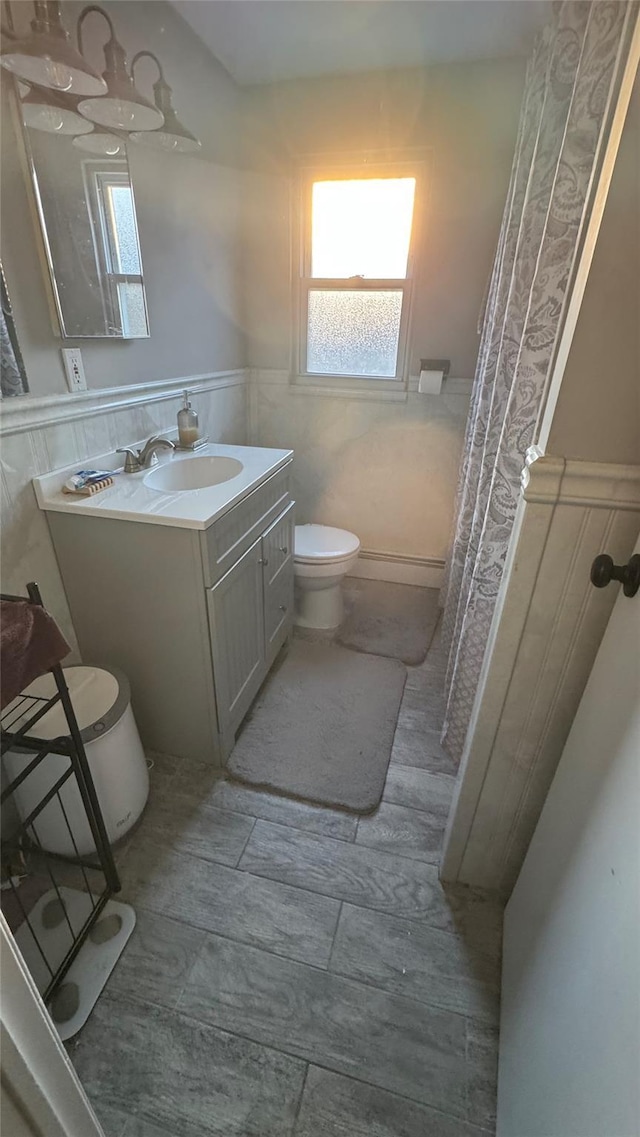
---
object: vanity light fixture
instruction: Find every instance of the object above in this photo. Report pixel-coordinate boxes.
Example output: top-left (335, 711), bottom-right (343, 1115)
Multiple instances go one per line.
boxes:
top-left (20, 84), bottom-right (94, 135)
top-left (0, 0), bottom-right (106, 96)
top-left (72, 127), bottom-right (123, 156)
top-left (75, 5), bottom-right (163, 133)
top-left (129, 51), bottom-right (201, 154)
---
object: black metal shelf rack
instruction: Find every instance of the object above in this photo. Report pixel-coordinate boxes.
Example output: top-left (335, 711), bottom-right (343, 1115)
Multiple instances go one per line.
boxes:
top-left (1, 582), bottom-right (120, 1005)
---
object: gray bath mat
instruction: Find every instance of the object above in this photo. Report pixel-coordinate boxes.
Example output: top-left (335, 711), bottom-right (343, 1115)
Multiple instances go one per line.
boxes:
top-left (228, 640), bottom-right (406, 813)
top-left (337, 579), bottom-right (441, 665)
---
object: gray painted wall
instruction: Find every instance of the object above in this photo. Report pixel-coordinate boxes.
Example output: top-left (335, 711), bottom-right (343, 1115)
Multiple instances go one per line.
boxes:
top-left (241, 59), bottom-right (525, 561)
top-left (547, 74), bottom-right (640, 466)
top-left (242, 59), bottom-right (526, 377)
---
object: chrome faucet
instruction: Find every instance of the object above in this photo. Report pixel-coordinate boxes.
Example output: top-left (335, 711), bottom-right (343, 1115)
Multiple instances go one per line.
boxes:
top-left (116, 435), bottom-right (176, 473)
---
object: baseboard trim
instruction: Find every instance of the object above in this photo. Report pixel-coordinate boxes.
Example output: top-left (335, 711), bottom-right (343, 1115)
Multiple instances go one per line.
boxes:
top-left (350, 549), bottom-right (446, 588)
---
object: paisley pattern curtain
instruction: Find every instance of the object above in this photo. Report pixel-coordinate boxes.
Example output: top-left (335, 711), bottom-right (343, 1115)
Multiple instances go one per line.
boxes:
top-left (441, 0), bottom-right (634, 762)
top-left (1, 265), bottom-right (27, 398)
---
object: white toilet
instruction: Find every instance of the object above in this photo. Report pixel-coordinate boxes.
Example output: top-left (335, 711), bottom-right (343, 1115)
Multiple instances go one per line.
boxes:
top-left (294, 524), bottom-right (361, 629)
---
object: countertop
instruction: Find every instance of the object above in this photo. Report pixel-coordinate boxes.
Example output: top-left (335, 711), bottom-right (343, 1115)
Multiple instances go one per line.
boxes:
top-left (32, 442), bottom-right (293, 531)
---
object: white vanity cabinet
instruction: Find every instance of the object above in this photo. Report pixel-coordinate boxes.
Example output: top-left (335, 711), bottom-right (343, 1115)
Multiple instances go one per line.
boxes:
top-left (46, 462), bottom-right (294, 764)
top-left (208, 498), bottom-right (294, 753)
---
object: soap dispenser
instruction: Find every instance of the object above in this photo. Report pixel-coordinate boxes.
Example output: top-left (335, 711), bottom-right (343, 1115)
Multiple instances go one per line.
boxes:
top-left (177, 390), bottom-right (200, 448)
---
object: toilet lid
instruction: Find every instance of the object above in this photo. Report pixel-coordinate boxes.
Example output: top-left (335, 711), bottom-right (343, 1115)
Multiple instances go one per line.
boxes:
top-left (294, 524), bottom-right (360, 563)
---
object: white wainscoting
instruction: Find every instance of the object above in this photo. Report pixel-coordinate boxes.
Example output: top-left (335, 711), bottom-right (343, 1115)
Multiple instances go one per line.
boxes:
top-left (0, 371), bottom-right (248, 650)
top-left (248, 367), bottom-right (472, 577)
top-left (0, 371), bottom-right (246, 436)
top-left (441, 448), bottom-right (640, 894)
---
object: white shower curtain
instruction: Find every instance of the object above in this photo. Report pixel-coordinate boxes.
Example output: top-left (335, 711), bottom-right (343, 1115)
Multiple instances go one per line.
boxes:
top-left (441, 0), bottom-right (635, 762)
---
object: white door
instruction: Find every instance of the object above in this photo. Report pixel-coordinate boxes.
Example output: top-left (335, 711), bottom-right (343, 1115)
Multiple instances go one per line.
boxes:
top-left (0, 914), bottom-right (104, 1136)
top-left (498, 538), bottom-right (640, 1137)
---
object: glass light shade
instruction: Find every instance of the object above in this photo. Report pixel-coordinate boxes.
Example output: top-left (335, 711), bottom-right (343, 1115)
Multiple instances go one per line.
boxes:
top-left (129, 67), bottom-right (200, 154)
top-left (77, 35), bottom-right (163, 133)
top-left (21, 90), bottom-right (94, 135)
top-left (1, 5), bottom-right (106, 96)
top-left (76, 23), bottom-right (163, 131)
top-left (130, 110), bottom-right (201, 154)
top-left (72, 131), bottom-right (124, 156)
top-left (77, 91), bottom-right (163, 132)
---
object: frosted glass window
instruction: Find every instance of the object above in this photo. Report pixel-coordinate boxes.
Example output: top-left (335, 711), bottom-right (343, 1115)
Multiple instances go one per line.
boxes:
top-left (117, 282), bottom-right (147, 338)
top-left (300, 170), bottom-right (419, 378)
top-left (107, 184), bottom-right (141, 275)
top-left (307, 290), bottom-right (403, 377)
top-left (311, 178), bottom-right (415, 278)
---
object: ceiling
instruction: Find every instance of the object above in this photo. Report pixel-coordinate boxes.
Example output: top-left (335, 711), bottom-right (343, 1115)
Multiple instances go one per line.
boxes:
top-left (172, 1), bottom-right (551, 87)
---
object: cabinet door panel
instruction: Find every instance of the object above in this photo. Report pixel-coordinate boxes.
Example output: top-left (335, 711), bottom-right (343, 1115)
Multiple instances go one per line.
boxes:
top-left (262, 502), bottom-right (295, 666)
top-left (207, 538), bottom-right (265, 737)
top-left (264, 562), bottom-right (294, 666)
top-left (261, 500), bottom-right (296, 588)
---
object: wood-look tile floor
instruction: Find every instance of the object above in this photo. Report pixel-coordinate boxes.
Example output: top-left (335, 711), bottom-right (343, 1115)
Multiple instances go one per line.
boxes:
top-left (69, 623), bottom-right (503, 1137)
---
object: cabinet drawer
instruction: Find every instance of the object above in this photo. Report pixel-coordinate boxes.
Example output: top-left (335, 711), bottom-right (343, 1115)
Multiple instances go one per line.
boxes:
top-left (201, 465), bottom-right (292, 587)
top-left (261, 500), bottom-right (296, 588)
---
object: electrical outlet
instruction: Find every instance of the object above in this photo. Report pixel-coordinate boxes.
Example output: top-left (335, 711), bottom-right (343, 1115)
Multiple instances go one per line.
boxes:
top-left (61, 347), bottom-right (87, 392)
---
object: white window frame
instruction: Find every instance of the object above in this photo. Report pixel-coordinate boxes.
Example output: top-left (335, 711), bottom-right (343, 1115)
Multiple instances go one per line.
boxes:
top-left (82, 159), bottom-right (148, 339)
top-left (293, 160), bottom-right (424, 391)
top-left (93, 170), bottom-right (145, 338)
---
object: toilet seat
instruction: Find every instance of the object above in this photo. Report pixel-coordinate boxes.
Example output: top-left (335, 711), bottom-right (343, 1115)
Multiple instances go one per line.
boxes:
top-left (294, 524), bottom-right (360, 565)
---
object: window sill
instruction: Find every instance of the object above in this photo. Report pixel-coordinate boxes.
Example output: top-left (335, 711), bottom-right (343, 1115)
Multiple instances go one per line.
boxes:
top-left (290, 373), bottom-right (409, 402)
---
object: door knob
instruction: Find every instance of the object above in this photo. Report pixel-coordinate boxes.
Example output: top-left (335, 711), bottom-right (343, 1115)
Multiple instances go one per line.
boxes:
top-left (590, 553), bottom-right (640, 598)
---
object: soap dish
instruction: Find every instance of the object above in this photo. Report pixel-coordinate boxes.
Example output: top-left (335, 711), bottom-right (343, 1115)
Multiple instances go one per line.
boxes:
top-left (63, 476), bottom-right (114, 496)
top-left (175, 436), bottom-right (209, 452)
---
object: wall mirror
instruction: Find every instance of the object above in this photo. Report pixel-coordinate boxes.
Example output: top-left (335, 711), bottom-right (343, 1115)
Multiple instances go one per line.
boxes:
top-left (18, 92), bottom-right (150, 340)
top-left (1, 0), bottom-right (202, 346)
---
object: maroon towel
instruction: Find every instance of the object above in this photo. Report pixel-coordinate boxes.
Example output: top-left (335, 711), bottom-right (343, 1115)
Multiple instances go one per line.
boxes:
top-left (0, 601), bottom-right (71, 711)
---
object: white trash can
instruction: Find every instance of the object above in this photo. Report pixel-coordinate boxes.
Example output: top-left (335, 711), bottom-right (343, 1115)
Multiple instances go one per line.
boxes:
top-left (4, 665), bottom-right (149, 857)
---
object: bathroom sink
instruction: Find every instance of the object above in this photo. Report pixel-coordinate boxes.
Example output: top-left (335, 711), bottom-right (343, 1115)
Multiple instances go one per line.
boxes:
top-left (34, 442), bottom-right (292, 529)
top-left (144, 455), bottom-right (244, 493)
